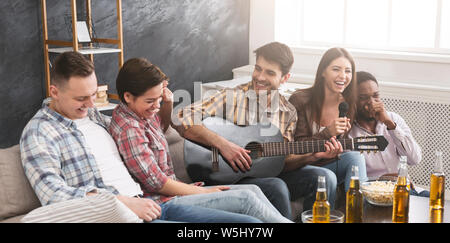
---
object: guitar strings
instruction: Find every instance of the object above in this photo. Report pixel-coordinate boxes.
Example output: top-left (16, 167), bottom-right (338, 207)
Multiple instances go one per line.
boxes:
top-left (244, 139), bottom-right (352, 150)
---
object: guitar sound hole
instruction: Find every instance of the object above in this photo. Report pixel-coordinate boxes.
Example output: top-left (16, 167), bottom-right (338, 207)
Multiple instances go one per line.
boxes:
top-left (245, 142), bottom-right (263, 160)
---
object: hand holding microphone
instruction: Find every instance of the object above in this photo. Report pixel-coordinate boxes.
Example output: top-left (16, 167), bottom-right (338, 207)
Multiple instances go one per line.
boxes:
top-left (339, 101), bottom-right (349, 118)
top-left (327, 102), bottom-right (351, 137)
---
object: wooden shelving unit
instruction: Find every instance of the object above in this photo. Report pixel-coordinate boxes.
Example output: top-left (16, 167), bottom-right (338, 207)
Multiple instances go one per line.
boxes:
top-left (40, 0), bottom-right (123, 101)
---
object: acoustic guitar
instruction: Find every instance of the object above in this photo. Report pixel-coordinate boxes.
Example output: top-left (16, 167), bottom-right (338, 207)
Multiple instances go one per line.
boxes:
top-left (184, 117), bottom-right (388, 185)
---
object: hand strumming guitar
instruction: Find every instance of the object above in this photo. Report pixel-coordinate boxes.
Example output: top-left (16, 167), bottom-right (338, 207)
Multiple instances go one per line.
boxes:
top-left (217, 137), bottom-right (252, 173)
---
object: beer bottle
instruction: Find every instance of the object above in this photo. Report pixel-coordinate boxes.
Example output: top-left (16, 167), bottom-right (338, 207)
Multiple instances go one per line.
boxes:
top-left (430, 207), bottom-right (444, 223)
top-left (430, 151), bottom-right (445, 209)
top-left (313, 176), bottom-right (330, 223)
top-left (346, 165), bottom-right (363, 223)
top-left (430, 151), bottom-right (445, 223)
top-left (392, 156), bottom-right (410, 223)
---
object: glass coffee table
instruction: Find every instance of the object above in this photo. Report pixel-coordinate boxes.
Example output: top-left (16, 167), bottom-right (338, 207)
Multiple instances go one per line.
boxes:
top-left (361, 195), bottom-right (449, 223)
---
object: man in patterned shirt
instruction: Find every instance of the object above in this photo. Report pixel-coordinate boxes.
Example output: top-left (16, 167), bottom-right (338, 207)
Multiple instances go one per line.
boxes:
top-left (174, 42), bottom-right (297, 219)
top-left (19, 51), bottom-right (264, 223)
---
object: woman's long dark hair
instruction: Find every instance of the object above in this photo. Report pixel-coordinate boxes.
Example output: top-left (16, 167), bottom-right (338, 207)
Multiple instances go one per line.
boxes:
top-left (306, 47), bottom-right (357, 129)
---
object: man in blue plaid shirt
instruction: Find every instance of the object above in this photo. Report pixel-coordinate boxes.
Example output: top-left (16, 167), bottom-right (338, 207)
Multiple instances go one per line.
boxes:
top-left (19, 51), bottom-right (264, 223)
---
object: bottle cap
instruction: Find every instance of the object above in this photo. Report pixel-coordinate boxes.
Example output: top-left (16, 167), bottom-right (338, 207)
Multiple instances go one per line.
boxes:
top-left (399, 156), bottom-right (407, 164)
top-left (434, 150), bottom-right (444, 174)
top-left (318, 176), bottom-right (326, 183)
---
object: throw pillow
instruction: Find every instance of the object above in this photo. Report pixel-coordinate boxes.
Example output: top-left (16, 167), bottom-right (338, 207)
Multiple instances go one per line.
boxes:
top-left (21, 193), bottom-right (143, 223)
top-left (0, 145), bottom-right (41, 220)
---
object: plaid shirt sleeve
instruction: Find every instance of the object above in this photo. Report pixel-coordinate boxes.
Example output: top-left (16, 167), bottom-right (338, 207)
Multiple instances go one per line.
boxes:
top-left (88, 107), bottom-right (111, 127)
top-left (115, 125), bottom-right (169, 193)
top-left (283, 110), bottom-right (297, 142)
top-left (20, 127), bottom-right (100, 206)
top-left (173, 89), bottom-right (227, 136)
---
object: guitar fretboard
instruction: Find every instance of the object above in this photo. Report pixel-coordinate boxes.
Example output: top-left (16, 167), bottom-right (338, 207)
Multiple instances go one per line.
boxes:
top-left (261, 138), bottom-right (354, 157)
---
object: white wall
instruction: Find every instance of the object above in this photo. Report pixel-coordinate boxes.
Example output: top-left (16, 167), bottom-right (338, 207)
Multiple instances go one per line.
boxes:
top-left (247, 0), bottom-right (450, 104)
top-left (249, 0), bottom-right (275, 63)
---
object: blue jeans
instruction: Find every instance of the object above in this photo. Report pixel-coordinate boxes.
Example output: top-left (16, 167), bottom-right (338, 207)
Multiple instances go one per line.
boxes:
top-left (237, 177), bottom-right (292, 220)
top-left (279, 151), bottom-right (368, 211)
top-left (164, 184), bottom-right (292, 223)
top-left (411, 188), bottom-right (430, 197)
top-left (149, 202), bottom-right (262, 223)
top-left (323, 151), bottom-right (368, 191)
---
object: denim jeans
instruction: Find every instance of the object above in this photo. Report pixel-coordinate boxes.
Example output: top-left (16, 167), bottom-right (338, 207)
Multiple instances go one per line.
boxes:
top-left (410, 188), bottom-right (430, 197)
top-left (236, 177), bottom-right (292, 220)
top-left (149, 202), bottom-right (262, 223)
top-left (164, 184), bottom-right (292, 223)
top-left (279, 151), bottom-right (368, 211)
top-left (323, 151), bottom-right (368, 191)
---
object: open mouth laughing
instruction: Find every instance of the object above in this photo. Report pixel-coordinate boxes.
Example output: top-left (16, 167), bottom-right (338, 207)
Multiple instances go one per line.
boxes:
top-left (254, 80), bottom-right (271, 90)
top-left (335, 80), bottom-right (347, 90)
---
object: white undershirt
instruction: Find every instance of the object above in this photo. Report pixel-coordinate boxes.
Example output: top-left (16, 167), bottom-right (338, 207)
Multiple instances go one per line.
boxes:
top-left (312, 122), bottom-right (326, 135)
top-left (74, 117), bottom-right (143, 197)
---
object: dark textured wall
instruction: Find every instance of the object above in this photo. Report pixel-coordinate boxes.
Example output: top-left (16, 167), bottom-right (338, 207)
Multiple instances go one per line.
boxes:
top-left (0, 0), bottom-right (249, 148)
top-left (0, 1), bottom-right (45, 149)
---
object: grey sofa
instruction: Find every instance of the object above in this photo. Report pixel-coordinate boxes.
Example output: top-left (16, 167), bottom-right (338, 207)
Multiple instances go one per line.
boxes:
top-left (0, 126), bottom-right (305, 223)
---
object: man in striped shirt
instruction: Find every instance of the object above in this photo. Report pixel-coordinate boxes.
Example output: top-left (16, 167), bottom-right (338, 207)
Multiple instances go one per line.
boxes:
top-left (174, 42), bottom-right (297, 219)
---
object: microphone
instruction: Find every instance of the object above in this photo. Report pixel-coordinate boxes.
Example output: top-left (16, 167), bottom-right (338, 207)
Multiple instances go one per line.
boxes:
top-left (337, 102), bottom-right (349, 140)
top-left (338, 102), bottom-right (349, 118)
top-left (337, 102), bottom-right (349, 161)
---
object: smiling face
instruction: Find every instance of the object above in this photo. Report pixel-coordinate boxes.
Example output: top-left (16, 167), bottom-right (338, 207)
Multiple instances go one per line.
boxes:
top-left (322, 57), bottom-right (353, 94)
top-left (252, 56), bottom-right (290, 93)
top-left (49, 72), bottom-right (98, 120)
top-left (124, 82), bottom-right (163, 119)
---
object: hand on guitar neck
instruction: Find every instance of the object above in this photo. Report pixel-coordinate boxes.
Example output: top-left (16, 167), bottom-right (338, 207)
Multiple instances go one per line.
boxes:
top-left (312, 136), bottom-right (343, 160)
top-left (284, 136), bottom-right (343, 172)
top-left (184, 125), bottom-right (253, 173)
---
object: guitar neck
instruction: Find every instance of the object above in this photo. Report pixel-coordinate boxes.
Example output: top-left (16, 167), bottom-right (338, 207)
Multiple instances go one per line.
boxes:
top-left (261, 138), bottom-right (354, 157)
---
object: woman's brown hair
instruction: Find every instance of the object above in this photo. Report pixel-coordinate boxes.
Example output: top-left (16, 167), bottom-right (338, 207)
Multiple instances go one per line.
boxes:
top-left (116, 58), bottom-right (169, 104)
top-left (306, 47), bottom-right (357, 129)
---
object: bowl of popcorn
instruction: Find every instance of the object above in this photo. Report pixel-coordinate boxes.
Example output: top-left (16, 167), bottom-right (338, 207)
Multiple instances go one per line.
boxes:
top-left (361, 177), bottom-right (396, 207)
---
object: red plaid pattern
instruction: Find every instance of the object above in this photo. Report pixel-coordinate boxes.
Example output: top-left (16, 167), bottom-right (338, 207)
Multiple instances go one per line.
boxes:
top-left (109, 103), bottom-right (176, 204)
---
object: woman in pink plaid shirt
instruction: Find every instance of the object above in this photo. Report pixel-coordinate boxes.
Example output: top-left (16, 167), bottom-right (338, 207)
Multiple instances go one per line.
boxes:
top-left (108, 58), bottom-right (292, 223)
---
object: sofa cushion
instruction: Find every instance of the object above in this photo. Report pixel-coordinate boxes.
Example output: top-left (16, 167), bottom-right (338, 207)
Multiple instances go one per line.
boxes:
top-left (0, 215), bottom-right (24, 223)
top-left (165, 126), bottom-right (192, 183)
top-left (21, 192), bottom-right (142, 223)
top-left (0, 145), bottom-right (41, 220)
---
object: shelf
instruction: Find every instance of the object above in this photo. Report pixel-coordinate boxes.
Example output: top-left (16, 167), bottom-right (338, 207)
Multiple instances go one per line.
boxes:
top-left (41, 0), bottom-right (124, 99)
top-left (96, 102), bottom-right (118, 111)
top-left (48, 47), bottom-right (122, 55)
